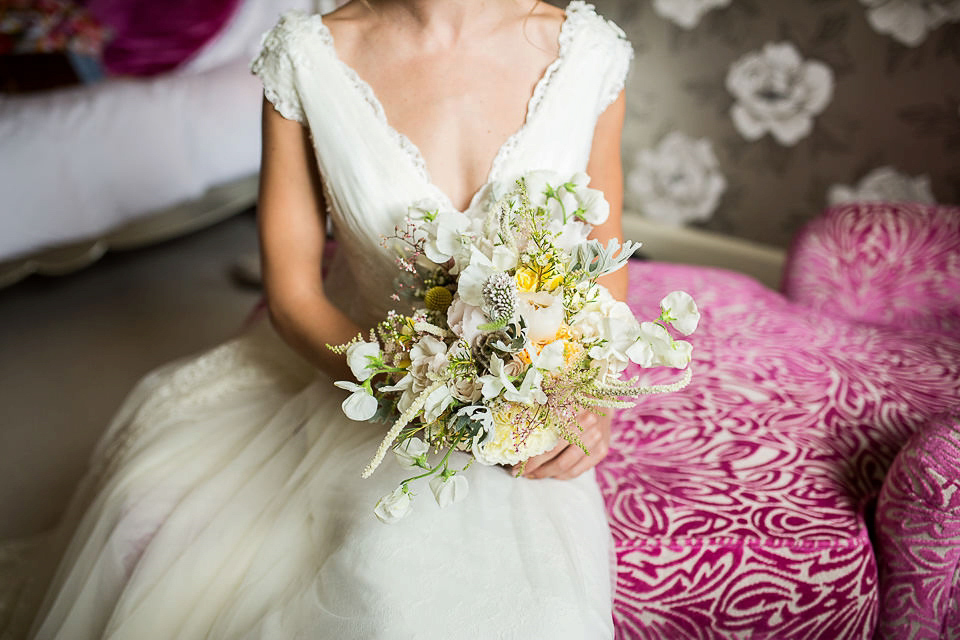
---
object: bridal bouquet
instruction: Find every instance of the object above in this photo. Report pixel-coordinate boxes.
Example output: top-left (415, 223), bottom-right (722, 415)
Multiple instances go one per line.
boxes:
top-left (330, 170), bottom-right (700, 523)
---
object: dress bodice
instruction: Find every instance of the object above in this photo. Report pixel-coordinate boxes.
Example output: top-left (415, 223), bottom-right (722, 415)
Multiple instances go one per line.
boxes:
top-left (251, 1), bottom-right (633, 327)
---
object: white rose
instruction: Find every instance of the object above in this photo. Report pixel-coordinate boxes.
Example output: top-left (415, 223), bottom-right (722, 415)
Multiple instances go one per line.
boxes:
top-left (429, 474), bottom-right (469, 508)
top-left (346, 341), bottom-right (380, 381)
top-left (726, 42), bottom-right (834, 146)
top-left (408, 335), bottom-right (448, 392)
top-left (860, 0), bottom-right (960, 47)
top-left (374, 485), bottom-right (413, 524)
top-left (446, 297), bottom-right (487, 345)
top-left (518, 291), bottom-right (565, 343)
top-left (628, 132), bottom-right (727, 226)
top-left (652, 0), bottom-right (731, 29)
top-left (450, 376), bottom-right (483, 403)
top-left (828, 166), bottom-right (937, 206)
top-left (333, 381), bottom-right (379, 421)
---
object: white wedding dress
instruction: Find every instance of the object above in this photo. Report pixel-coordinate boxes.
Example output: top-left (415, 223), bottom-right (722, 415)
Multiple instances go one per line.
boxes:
top-left (1, 3), bottom-right (632, 638)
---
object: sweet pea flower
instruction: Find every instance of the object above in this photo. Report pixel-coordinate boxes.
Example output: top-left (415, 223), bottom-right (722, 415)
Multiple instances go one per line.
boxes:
top-left (346, 341), bottom-right (381, 381)
top-left (394, 437), bottom-right (429, 469)
top-left (526, 339), bottom-right (565, 372)
top-left (660, 291), bottom-right (700, 335)
top-left (333, 381), bottom-right (379, 421)
top-left (480, 355), bottom-right (547, 405)
top-left (429, 474), bottom-right (469, 508)
top-left (409, 201), bottom-right (472, 266)
top-left (374, 485), bottom-right (413, 524)
top-left (627, 322), bottom-right (693, 368)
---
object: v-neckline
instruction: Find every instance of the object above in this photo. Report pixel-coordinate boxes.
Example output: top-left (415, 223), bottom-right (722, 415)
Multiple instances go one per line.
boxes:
top-left (314, 2), bottom-right (580, 214)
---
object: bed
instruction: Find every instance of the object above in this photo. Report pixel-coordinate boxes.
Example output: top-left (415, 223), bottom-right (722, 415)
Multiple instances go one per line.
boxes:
top-left (0, 0), bottom-right (332, 287)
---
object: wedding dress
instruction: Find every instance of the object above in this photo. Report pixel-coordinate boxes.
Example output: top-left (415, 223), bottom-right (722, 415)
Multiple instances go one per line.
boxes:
top-left (1, 3), bottom-right (632, 638)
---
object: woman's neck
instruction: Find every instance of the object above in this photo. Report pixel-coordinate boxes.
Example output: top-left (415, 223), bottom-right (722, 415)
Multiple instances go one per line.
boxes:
top-left (370, 0), bottom-right (533, 46)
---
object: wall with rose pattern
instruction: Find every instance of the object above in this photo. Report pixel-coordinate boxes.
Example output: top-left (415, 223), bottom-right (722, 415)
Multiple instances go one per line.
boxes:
top-left (586, 0), bottom-right (960, 249)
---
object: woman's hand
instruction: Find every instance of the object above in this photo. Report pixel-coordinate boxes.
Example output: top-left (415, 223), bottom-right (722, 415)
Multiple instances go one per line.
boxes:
top-left (513, 411), bottom-right (612, 480)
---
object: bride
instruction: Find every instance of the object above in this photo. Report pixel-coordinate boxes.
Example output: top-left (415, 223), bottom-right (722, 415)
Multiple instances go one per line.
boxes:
top-left (5, 0), bottom-right (632, 637)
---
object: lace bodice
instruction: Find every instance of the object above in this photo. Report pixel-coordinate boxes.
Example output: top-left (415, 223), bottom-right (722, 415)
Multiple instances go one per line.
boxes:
top-left (250, 1), bottom-right (633, 327)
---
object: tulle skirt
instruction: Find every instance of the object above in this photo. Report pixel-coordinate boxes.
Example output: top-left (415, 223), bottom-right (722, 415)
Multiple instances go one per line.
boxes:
top-left (2, 319), bottom-right (613, 639)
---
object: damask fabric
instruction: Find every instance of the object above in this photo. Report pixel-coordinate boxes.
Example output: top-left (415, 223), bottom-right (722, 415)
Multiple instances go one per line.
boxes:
top-left (875, 413), bottom-right (960, 639)
top-left (603, 204), bottom-right (960, 638)
top-left (783, 202), bottom-right (960, 337)
top-left (3, 3), bottom-right (632, 639)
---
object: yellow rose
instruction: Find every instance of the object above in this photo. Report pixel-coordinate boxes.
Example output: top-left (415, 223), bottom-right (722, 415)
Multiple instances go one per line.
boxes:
top-left (515, 267), bottom-right (539, 293)
top-left (541, 271), bottom-right (565, 292)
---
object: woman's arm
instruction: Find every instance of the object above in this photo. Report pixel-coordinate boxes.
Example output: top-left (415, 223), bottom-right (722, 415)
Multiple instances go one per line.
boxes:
top-left (518, 89), bottom-right (628, 480)
top-left (257, 99), bottom-right (362, 381)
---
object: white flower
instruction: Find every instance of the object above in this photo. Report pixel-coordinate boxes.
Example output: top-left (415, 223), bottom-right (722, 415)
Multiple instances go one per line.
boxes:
top-left (374, 485), bottom-right (413, 524)
top-left (409, 202), bottom-right (473, 265)
top-left (627, 322), bottom-right (693, 369)
top-left (446, 297), bottom-right (487, 345)
top-left (429, 474), bottom-right (469, 508)
top-left (408, 335), bottom-right (448, 392)
top-left (422, 383), bottom-right (456, 423)
top-left (517, 291), bottom-right (565, 343)
top-left (726, 42), bottom-right (834, 146)
top-left (333, 381), bottom-right (379, 421)
top-left (450, 376), bottom-right (483, 403)
top-left (346, 341), bottom-right (380, 381)
top-left (479, 355), bottom-right (547, 405)
top-left (394, 437), bottom-right (429, 469)
top-left (525, 339), bottom-right (565, 373)
top-left (860, 0), bottom-right (960, 47)
top-left (546, 217), bottom-right (592, 252)
top-left (521, 171), bottom-right (610, 226)
top-left (628, 132), bottom-right (727, 226)
top-left (458, 246), bottom-right (517, 307)
top-left (660, 291), bottom-right (701, 335)
top-left (652, 0), bottom-right (731, 29)
top-left (828, 166), bottom-right (937, 205)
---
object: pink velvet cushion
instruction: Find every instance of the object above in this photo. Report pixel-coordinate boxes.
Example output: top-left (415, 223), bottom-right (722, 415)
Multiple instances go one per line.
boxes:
top-left (782, 203), bottom-right (960, 337)
top-left (604, 261), bottom-right (960, 638)
top-left (875, 412), bottom-right (960, 639)
top-left (83, 0), bottom-right (242, 75)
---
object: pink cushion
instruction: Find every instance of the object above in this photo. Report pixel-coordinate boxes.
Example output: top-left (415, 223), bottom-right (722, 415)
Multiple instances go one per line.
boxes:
top-left (604, 260), bottom-right (960, 638)
top-left (84, 0), bottom-right (242, 75)
top-left (783, 202), bottom-right (960, 337)
top-left (875, 413), bottom-right (960, 639)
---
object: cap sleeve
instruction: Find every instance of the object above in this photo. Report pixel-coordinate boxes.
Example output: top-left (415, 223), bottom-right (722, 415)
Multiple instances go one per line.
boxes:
top-left (565, 2), bottom-right (634, 117)
top-left (597, 25), bottom-right (633, 115)
top-left (250, 12), bottom-right (307, 124)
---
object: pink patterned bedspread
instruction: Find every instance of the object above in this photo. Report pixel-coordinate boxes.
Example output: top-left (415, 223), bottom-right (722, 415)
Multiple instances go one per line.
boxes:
top-left (603, 203), bottom-right (960, 639)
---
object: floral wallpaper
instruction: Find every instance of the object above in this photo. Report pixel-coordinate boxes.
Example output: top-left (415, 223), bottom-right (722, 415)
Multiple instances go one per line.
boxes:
top-left (589, 0), bottom-right (960, 248)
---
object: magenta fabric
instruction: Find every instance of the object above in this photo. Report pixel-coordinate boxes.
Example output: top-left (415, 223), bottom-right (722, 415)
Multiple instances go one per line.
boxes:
top-left (83, 0), bottom-right (242, 75)
top-left (875, 413), bottom-right (960, 640)
top-left (782, 202), bottom-right (960, 337)
top-left (604, 207), bottom-right (960, 637)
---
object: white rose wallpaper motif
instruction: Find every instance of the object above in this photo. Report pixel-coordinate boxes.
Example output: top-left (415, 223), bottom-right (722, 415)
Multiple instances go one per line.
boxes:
top-left (650, 0), bottom-right (731, 29)
top-left (587, 0), bottom-right (960, 248)
top-left (726, 43), bottom-right (834, 146)
top-left (828, 166), bottom-right (937, 205)
top-left (627, 132), bottom-right (727, 225)
top-left (860, 0), bottom-right (960, 46)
